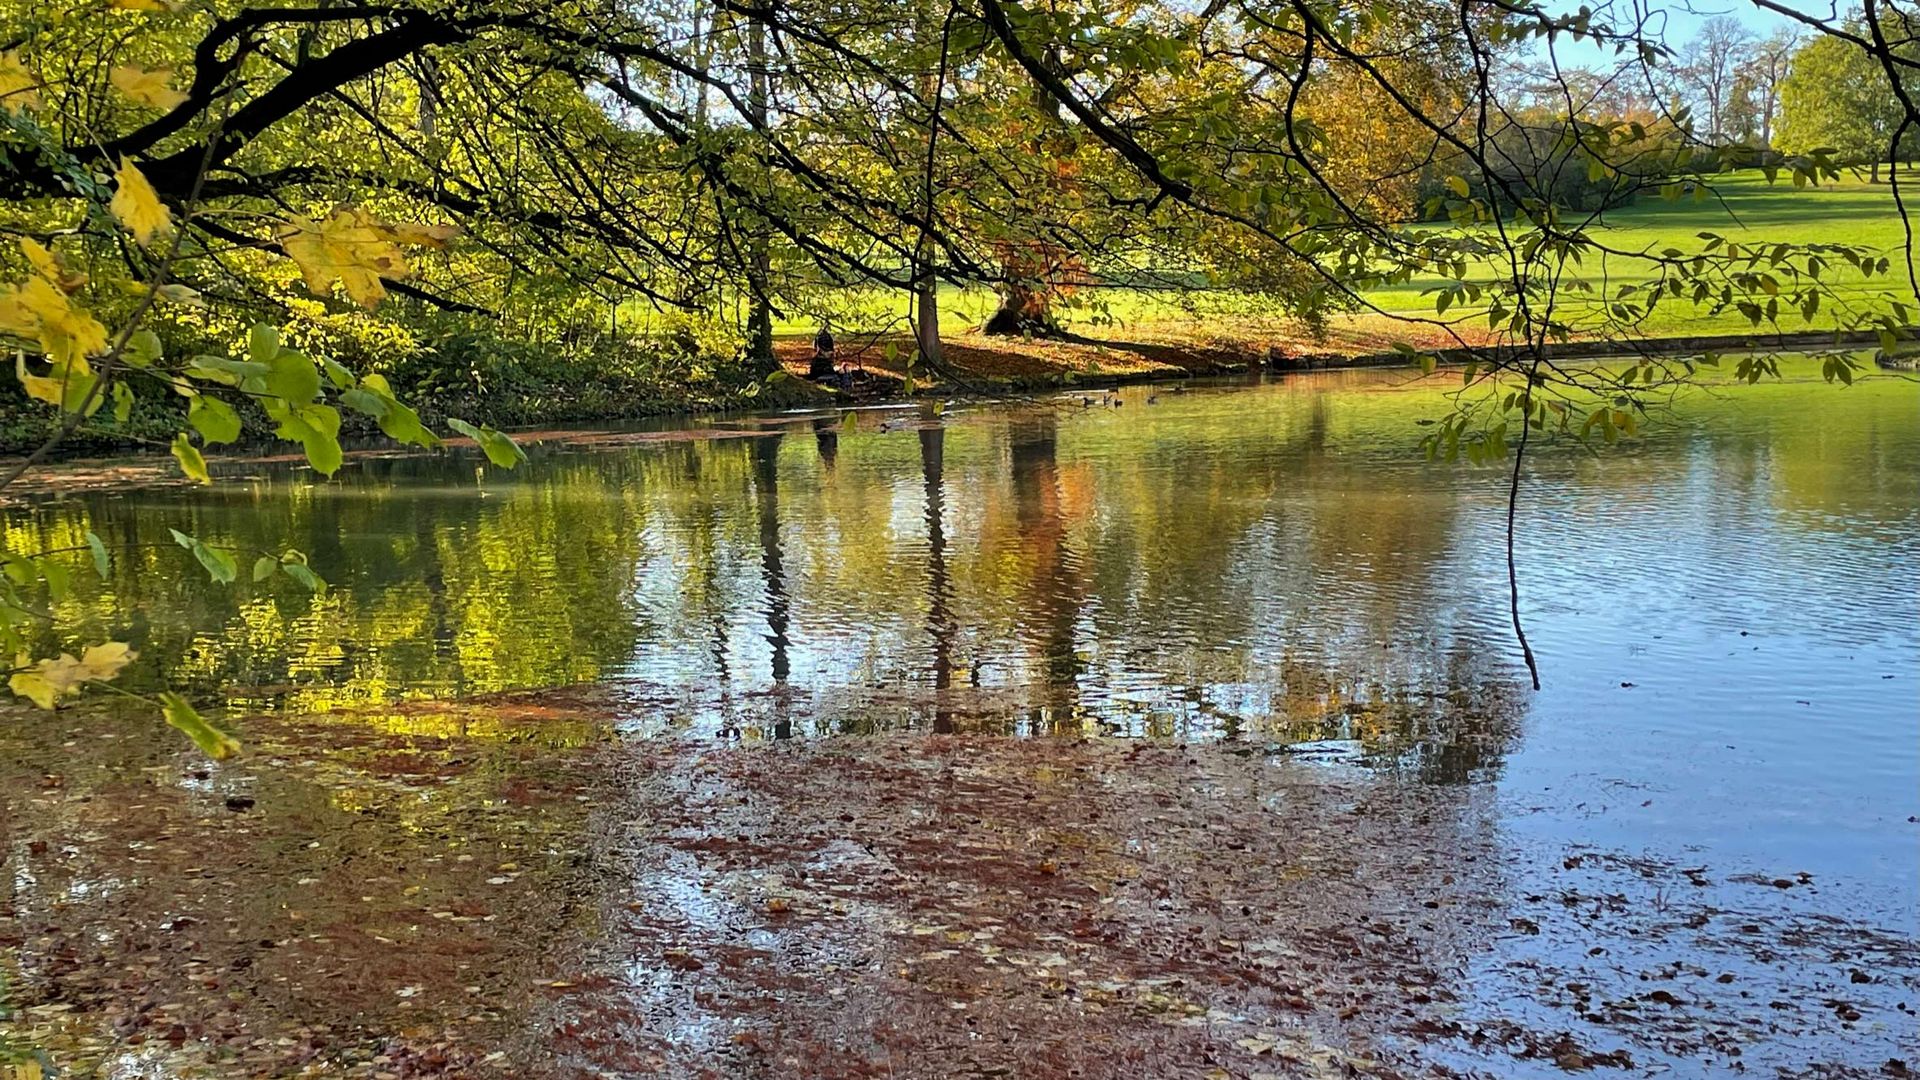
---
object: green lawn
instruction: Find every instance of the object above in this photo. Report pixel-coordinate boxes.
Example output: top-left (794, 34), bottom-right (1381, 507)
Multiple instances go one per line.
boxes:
top-left (634, 169), bottom-right (1918, 348)
top-left (1350, 169), bottom-right (1918, 337)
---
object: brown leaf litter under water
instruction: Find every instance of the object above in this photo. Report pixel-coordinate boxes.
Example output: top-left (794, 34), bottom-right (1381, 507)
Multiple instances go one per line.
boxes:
top-left (0, 700), bottom-right (1913, 1078)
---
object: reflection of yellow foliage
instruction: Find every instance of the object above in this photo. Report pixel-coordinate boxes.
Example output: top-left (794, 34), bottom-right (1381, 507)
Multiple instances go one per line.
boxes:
top-left (328, 785), bottom-right (379, 815)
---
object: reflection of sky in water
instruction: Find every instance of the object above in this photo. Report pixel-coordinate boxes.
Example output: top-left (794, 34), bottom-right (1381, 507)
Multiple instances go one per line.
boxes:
top-left (10, 368), bottom-right (1918, 896)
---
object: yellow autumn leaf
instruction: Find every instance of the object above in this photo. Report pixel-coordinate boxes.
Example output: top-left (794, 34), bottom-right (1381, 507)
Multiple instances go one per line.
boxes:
top-left (9, 651), bottom-right (88, 709)
top-left (110, 156), bottom-right (171, 247)
top-left (21, 238), bottom-right (87, 292)
top-left (375, 221), bottom-right (461, 249)
top-left (110, 0), bottom-right (180, 10)
top-left (171, 432), bottom-right (210, 483)
top-left (21, 238), bottom-right (56, 280)
top-left (16, 352), bottom-right (100, 414)
top-left (156, 282), bottom-right (203, 307)
top-left (76, 641), bottom-right (137, 682)
top-left (110, 64), bottom-right (187, 110)
top-left (9, 667), bottom-right (59, 709)
top-left (276, 208), bottom-right (410, 309)
top-left (0, 275), bottom-right (109, 373)
top-left (0, 51), bottom-right (39, 111)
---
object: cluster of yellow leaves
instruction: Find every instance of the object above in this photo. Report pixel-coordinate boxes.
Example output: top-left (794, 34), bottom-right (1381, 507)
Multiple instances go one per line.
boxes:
top-left (0, 240), bottom-right (111, 411)
top-left (276, 209), bottom-right (457, 309)
top-left (9, 642), bottom-right (137, 709)
top-left (110, 64), bottom-right (186, 110)
top-left (0, 50), bottom-right (38, 111)
top-left (110, 156), bottom-right (171, 246)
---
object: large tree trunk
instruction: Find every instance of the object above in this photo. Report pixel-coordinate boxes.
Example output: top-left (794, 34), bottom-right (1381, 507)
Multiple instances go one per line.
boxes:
top-left (911, 1), bottom-right (945, 370)
top-left (915, 279), bottom-right (943, 364)
top-left (744, 16), bottom-right (775, 367)
top-left (982, 281), bottom-right (1059, 337)
top-left (744, 17), bottom-right (776, 374)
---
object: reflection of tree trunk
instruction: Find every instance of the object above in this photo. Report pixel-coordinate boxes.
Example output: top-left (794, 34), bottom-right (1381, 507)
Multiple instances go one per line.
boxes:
top-left (751, 435), bottom-right (791, 728)
top-left (1303, 393), bottom-right (1329, 457)
top-left (415, 506), bottom-right (452, 658)
top-left (308, 488), bottom-right (347, 580)
top-left (812, 416), bottom-right (838, 470)
top-left (1008, 415), bottom-right (1081, 716)
top-left (920, 420), bottom-right (955, 733)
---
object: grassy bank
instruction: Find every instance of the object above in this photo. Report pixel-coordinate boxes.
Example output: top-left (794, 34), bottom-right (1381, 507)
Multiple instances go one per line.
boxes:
top-left (763, 169), bottom-right (1918, 386)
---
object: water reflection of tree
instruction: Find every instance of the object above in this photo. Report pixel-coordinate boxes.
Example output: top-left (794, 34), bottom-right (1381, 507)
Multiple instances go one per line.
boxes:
top-left (1008, 414), bottom-right (1086, 728)
top-left (921, 417), bottom-right (957, 734)
top-left (15, 377), bottom-right (1905, 767)
top-left (8, 454), bottom-right (658, 714)
top-left (812, 416), bottom-right (839, 472)
top-left (752, 433), bottom-right (794, 739)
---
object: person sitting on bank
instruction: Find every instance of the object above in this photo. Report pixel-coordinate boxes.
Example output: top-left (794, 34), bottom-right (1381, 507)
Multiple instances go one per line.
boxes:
top-left (808, 325), bottom-right (836, 381)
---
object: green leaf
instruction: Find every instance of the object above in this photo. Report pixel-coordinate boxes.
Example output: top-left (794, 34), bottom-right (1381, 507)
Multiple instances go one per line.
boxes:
top-left (339, 388), bottom-right (389, 418)
top-left (446, 418), bottom-right (526, 469)
top-left (319, 356), bottom-right (356, 390)
top-left (188, 395), bottom-right (242, 445)
top-left (266, 349), bottom-right (322, 404)
top-left (111, 381), bottom-right (134, 423)
top-left (248, 324), bottom-right (281, 366)
top-left (280, 562), bottom-right (326, 594)
top-left (41, 557), bottom-right (67, 601)
top-left (170, 432), bottom-right (210, 484)
top-left (252, 555), bottom-right (277, 582)
top-left (187, 356), bottom-right (270, 386)
top-left (275, 403), bottom-right (343, 476)
top-left (379, 399), bottom-right (437, 448)
top-left (84, 530), bottom-right (110, 579)
top-left (1445, 174), bottom-right (1470, 198)
top-left (159, 691), bottom-right (240, 760)
top-left (169, 528), bottom-right (236, 584)
top-left (124, 329), bottom-right (162, 368)
top-left (302, 428), bottom-right (343, 476)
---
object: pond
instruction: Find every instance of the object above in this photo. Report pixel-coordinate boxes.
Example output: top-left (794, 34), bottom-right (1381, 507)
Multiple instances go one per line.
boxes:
top-left (2, 365), bottom-right (1915, 1076)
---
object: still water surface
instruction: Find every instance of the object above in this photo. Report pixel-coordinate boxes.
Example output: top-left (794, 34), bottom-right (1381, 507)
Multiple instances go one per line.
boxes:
top-left (10, 368), bottom-right (1918, 902)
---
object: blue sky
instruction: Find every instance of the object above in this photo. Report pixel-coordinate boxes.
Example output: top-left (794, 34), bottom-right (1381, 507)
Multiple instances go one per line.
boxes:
top-left (1542, 0), bottom-right (1839, 69)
